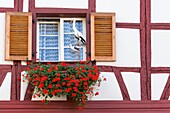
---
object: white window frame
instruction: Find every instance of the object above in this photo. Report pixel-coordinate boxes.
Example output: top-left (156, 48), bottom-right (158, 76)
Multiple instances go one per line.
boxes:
top-left (36, 17), bottom-right (86, 62)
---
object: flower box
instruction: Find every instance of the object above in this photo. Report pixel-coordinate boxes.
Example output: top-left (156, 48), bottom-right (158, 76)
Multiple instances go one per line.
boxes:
top-left (23, 61), bottom-right (103, 109)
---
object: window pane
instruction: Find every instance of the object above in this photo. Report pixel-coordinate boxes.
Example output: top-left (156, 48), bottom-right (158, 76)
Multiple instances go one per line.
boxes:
top-left (64, 20), bottom-right (83, 33)
top-left (39, 36), bottom-right (58, 48)
top-left (64, 48), bottom-right (83, 60)
top-left (63, 20), bottom-right (84, 61)
top-left (64, 34), bottom-right (78, 46)
top-left (39, 49), bottom-right (59, 61)
top-left (39, 23), bottom-right (58, 35)
top-left (38, 23), bottom-right (59, 62)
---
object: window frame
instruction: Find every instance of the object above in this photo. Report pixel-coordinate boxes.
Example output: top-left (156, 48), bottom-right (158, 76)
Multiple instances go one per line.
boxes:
top-left (36, 17), bottom-right (86, 62)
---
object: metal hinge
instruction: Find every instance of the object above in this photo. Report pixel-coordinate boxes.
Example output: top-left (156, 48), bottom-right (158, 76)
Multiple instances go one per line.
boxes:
top-left (88, 18), bottom-right (91, 24)
top-left (32, 19), bottom-right (35, 24)
top-left (32, 52), bottom-right (34, 57)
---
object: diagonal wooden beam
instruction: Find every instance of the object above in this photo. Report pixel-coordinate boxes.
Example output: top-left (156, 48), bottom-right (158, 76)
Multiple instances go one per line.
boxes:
top-left (160, 74), bottom-right (170, 100)
top-left (24, 84), bottom-right (35, 100)
top-left (112, 67), bottom-right (130, 100)
top-left (0, 72), bottom-right (8, 87)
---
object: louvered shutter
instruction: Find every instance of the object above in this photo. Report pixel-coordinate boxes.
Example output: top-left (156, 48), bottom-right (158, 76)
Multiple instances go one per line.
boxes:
top-left (5, 12), bottom-right (32, 60)
top-left (91, 13), bottom-right (116, 61)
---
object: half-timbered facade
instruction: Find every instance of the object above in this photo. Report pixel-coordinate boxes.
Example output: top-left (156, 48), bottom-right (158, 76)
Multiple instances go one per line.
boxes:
top-left (1, 0), bottom-right (170, 112)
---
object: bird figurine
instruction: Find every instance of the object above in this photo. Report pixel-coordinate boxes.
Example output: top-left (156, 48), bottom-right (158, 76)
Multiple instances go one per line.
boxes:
top-left (70, 18), bottom-right (86, 45)
top-left (69, 44), bottom-right (80, 52)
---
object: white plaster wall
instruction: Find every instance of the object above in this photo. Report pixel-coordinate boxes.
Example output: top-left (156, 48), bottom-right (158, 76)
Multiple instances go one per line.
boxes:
top-left (151, 0), bottom-right (170, 22)
top-left (20, 71), bottom-right (28, 100)
top-left (97, 29), bottom-right (141, 67)
top-left (0, 0), bottom-right (14, 8)
top-left (35, 0), bottom-right (88, 9)
top-left (23, 0), bottom-right (29, 12)
top-left (122, 72), bottom-right (141, 100)
top-left (0, 72), bottom-right (11, 100)
top-left (91, 72), bottom-right (123, 100)
top-left (151, 74), bottom-right (169, 100)
top-left (96, 0), bottom-right (140, 22)
top-left (0, 13), bottom-right (13, 65)
top-left (151, 30), bottom-right (170, 67)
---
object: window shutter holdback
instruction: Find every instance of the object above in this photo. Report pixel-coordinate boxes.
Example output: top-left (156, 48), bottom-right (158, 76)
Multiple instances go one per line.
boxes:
top-left (91, 13), bottom-right (116, 61)
top-left (5, 12), bottom-right (32, 61)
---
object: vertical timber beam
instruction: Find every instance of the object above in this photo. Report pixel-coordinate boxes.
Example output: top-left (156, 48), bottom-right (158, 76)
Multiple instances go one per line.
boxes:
top-left (29, 0), bottom-right (36, 62)
top-left (145, 0), bottom-right (151, 100)
top-left (140, 0), bottom-right (147, 100)
top-left (87, 0), bottom-right (96, 59)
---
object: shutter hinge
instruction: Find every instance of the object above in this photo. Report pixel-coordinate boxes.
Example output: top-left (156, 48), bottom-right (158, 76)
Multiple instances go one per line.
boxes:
top-left (32, 52), bottom-right (34, 57)
top-left (32, 19), bottom-right (35, 24)
top-left (88, 19), bottom-right (91, 24)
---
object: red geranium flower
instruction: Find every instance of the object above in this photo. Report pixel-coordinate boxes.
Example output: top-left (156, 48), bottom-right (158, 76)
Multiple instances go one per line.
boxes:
top-left (26, 67), bottom-right (30, 71)
top-left (36, 93), bottom-right (40, 97)
top-left (48, 84), bottom-right (53, 89)
top-left (53, 66), bottom-right (58, 70)
top-left (56, 84), bottom-right (60, 87)
top-left (42, 89), bottom-right (48, 95)
top-left (41, 76), bottom-right (48, 81)
top-left (47, 62), bottom-right (51, 65)
top-left (52, 77), bottom-right (60, 82)
top-left (48, 68), bottom-right (53, 72)
top-left (27, 61), bottom-right (31, 65)
top-left (95, 92), bottom-right (99, 96)
top-left (72, 93), bottom-right (76, 97)
top-left (83, 82), bottom-right (88, 85)
top-left (51, 91), bottom-right (55, 95)
top-left (75, 67), bottom-right (79, 70)
top-left (33, 67), bottom-right (38, 71)
top-left (56, 73), bottom-right (60, 77)
top-left (38, 83), bottom-right (44, 88)
top-left (61, 62), bottom-right (68, 67)
top-left (62, 82), bottom-right (66, 86)
top-left (66, 82), bottom-right (71, 86)
top-left (86, 91), bottom-right (90, 94)
top-left (40, 67), bottom-right (44, 71)
top-left (73, 87), bottom-right (78, 92)
top-left (41, 99), bottom-right (45, 103)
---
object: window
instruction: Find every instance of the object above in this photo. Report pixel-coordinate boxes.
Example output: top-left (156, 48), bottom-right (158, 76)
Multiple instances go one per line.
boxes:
top-left (36, 18), bottom-right (86, 62)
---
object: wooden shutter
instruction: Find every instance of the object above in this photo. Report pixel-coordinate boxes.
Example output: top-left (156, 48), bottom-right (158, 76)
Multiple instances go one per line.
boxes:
top-left (5, 12), bottom-right (32, 61)
top-left (91, 13), bottom-right (116, 61)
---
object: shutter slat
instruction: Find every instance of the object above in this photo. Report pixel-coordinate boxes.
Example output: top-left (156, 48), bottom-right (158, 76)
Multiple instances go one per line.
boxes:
top-left (5, 12), bottom-right (32, 61)
top-left (91, 13), bottom-right (116, 61)
top-left (10, 15), bottom-right (28, 57)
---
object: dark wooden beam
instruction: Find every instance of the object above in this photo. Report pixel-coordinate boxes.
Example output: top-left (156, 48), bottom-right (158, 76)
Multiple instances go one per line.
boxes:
top-left (0, 0), bottom-right (18, 12)
top-left (140, 0), bottom-right (147, 100)
top-left (1, 101), bottom-right (170, 113)
top-left (112, 68), bottom-right (130, 100)
top-left (151, 23), bottom-right (170, 30)
top-left (116, 23), bottom-right (140, 29)
top-left (160, 74), bottom-right (170, 100)
top-left (145, 0), bottom-right (151, 100)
